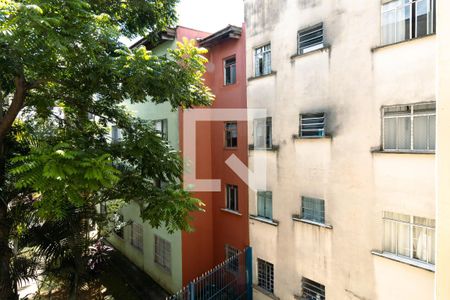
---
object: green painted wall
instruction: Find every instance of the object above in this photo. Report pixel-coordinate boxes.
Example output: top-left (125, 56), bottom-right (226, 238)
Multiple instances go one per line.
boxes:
top-left (108, 39), bottom-right (183, 293)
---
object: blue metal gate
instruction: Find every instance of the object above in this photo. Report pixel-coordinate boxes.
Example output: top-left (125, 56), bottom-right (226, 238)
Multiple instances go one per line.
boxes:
top-left (167, 247), bottom-right (253, 300)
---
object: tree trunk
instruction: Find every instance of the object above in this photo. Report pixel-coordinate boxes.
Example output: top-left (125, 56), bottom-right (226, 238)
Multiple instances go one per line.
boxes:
top-left (0, 143), bottom-right (17, 300)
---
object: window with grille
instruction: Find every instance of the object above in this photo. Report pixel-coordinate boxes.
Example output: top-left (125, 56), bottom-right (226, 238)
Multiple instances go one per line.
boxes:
top-left (257, 191), bottom-right (273, 220)
top-left (153, 119), bottom-right (168, 140)
top-left (381, 0), bottom-right (436, 45)
top-left (301, 197), bottom-right (325, 224)
top-left (255, 44), bottom-right (271, 77)
top-left (257, 259), bottom-right (274, 294)
top-left (298, 23), bottom-right (324, 55)
top-left (254, 117), bottom-right (272, 149)
top-left (224, 56), bottom-right (236, 85)
top-left (383, 211), bottom-right (435, 264)
top-left (226, 184), bottom-right (239, 211)
top-left (225, 245), bottom-right (239, 272)
top-left (225, 122), bottom-right (238, 148)
top-left (383, 102), bottom-right (435, 151)
top-left (300, 113), bottom-right (326, 138)
top-left (131, 222), bottom-right (143, 252)
top-left (155, 235), bottom-right (171, 272)
top-left (301, 277), bottom-right (325, 300)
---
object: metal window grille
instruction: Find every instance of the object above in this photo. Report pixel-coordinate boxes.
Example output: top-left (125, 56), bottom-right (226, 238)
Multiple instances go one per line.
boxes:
top-left (224, 57), bottom-right (237, 85)
top-left (131, 222), bottom-right (143, 252)
top-left (155, 235), bottom-right (172, 272)
top-left (226, 184), bottom-right (239, 211)
top-left (225, 122), bottom-right (238, 148)
top-left (254, 117), bottom-right (272, 149)
top-left (255, 44), bottom-right (271, 77)
top-left (383, 211), bottom-right (435, 264)
top-left (300, 113), bottom-right (326, 138)
top-left (301, 277), bottom-right (325, 300)
top-left (381, 0), bottom-right (436, 45)
top-left (225, 245), bottom-right (239, 272)
top-left (257, 191), bottom-right (273, 220)
top-left (153, 119), bottom-right (168, 140)
top-left (301, 197), bottom-right (325, 224)
top-left (257, 259), bottom-right (274, 294)
top-left (298, 23), bottom-right (324, 54)
top-left (382, 102), bottom-right (436, 151)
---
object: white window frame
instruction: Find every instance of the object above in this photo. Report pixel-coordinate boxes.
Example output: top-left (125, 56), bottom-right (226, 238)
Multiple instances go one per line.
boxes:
top-left (254, 44), bottom-right (271, 77)
top-left (257, 191), bottom-right (273, 220)
top-left (131, 222), bottom-right (143, 252)
top-left (111, 125), bottom-right (122, 143)
top-left (224, 56), bottom-right (237, 85)
top-left (383, 212), bottom-right (435, 265)
top-left (382, 102), bottom-right (436, 152)
top-left (301, 197), bottom-right (325, 224)
top-left (254, 117), bottom-right (272, 149)
top-left (299, 113), bottom-right (326, 138)
top-left (298, 23), bottom-right (325, 55)
top-left (153, 119), bottom-right (168, 140)
top-left (154, 235), bottom-right (171, 273)
top-left (301, 277), bottom-right (325, 300)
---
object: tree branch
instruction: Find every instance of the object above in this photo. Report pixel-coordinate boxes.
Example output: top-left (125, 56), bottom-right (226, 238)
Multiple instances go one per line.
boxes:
top-left (0, 75), bottom-right (27, 142)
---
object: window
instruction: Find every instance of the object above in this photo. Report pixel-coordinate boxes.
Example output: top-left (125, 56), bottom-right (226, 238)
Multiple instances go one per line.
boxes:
top-left (111, 125), bottom-right (122, 143)
top-left (155, 235), bottom-right (171, 272)
top-left (383, 211), bottom-right (435, 264)
top-left (131, 222), bottom-right (143, 252)
top-left (383, 103), bottom-right (435, 151)
top-left (257, 191), bottom-right (273, 220)
top-left (153, 119), bottom-right (168, 140)
top-left (301, 197), bottom-right (325, 224)
top-left (254, 117), bottom-right (272, 149)
top-left (225, 245), bottom-right (239, 272)
top-left (225, 122), bottom-right (238, 148)
top-left (114, 214), bottom-right (124, 238)
top-left (226, 184), bottom-right (238, 211)
top-left (255, 44), bottom-right (271, 77)
top-left (381, 0), bottom-right (436, 45)
top-left (301, 277), bottom-right (325, 300)
top-left (298, 23), bottom-right (324, 54)
top-left (300, 113), bottom-right (326, 138)
top-left (224, 56), bottom-right (236, 85)
top-left (257, 259), bottom-right (274, 294)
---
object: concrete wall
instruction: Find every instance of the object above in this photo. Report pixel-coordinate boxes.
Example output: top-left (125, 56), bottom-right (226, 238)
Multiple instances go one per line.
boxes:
top-left (245, 0), bottom-right (435, 299)
top-left (436, 0), bottom-right (450, 298)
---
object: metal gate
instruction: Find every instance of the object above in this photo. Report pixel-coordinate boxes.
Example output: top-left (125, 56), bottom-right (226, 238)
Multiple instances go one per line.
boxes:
top-left (167, 247), bottom-right (253, 300)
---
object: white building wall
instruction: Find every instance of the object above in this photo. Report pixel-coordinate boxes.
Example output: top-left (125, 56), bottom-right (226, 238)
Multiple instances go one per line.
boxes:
top-left (245, 0), bottom-right (435, 299)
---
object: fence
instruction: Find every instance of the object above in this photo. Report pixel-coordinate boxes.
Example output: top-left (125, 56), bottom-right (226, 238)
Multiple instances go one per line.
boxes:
top-left (167, 247), bottom-right (253, 300)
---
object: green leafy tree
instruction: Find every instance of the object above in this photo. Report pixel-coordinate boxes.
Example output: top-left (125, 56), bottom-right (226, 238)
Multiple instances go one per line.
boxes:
top-left (0, 1), bottom-right (214, 299)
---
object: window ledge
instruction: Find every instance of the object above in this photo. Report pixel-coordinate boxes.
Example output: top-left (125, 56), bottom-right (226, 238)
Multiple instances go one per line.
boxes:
top-left (220, 208), bottom-right (242, 216)
top-left (248, 71), bottom-right (277, 82)
top-left (290, 45), bottom-right (331, 60)
top-left (292, 134), bottom-right (332, 140)
top-left (371, 33), bottom-right (436, 52)
top-left (371, 251), bottom-right (435, 272)
top-left (292, 216), bottom-right (332, 229)
top-left (249, 215), bottom-right (279, 226)
top-left (371, 149), bottom-right (435, 155)
top-left (224, 147), bottom-right (238, 150)
top-left (253, 285), bottom-right (280, 300)
top-left (249, 144), bottom-right (279, 151)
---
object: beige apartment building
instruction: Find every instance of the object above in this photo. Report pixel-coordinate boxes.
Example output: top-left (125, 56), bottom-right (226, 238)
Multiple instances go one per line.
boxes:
top-left (245, 0), bottom-right (437, 299)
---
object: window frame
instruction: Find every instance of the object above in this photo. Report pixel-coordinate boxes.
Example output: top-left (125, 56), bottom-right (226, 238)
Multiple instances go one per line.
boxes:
top-left (114, 214), bottom-right (125, 239)
top-left (299, 113), bottom-right (326, 138)
top-left (225, 244), bottom-right (239, 272)
top-left (381, 0), bottom-right (436, 45)
top-left (111, 125), bottom-right (122, 143)
top-left (131, 222), bottom-right (144, 252)
top-left (153, 119), bottom-right (168, 140)
top-left (301, 277), bottom-right (326, 300)
top-left (154, 235), bottom-right (171, 273)
top-left (298, 23), bottom-right (325, 55)
top-left (253, 117), bottom-right (273, 149)
top-left (224, 121), bottom-right (238, 148)
top-left (224, 56), bottom-right (237, 85)
top-left (226, 184), bottom-right (239, 212)
top-left (383, 211), bottom-right (435, 265)
top-left (257, 191), bottom-right (273, 220)
top-left (257, 258), bottom-right (274, 294)
top-left (301, 197), bottom-right (325, 224)
top-left (254, 43), bottom-right (272, 77)
top-left (382, 102), bottom-right (436, 152)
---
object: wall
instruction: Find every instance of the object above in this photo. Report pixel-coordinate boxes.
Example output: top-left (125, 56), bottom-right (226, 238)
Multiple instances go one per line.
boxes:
top-left (436, 0), bottom-right (450, 298)
top-left (245, 0), bottom-right (435, 299)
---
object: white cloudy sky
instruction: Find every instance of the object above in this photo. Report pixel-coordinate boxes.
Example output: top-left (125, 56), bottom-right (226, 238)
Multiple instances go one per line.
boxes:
top-left (177, 0), bottom-right (244, 33)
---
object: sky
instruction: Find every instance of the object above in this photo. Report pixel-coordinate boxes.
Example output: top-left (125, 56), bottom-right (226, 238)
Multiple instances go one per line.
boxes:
top-left (176, 0), bottom-right (244, 33)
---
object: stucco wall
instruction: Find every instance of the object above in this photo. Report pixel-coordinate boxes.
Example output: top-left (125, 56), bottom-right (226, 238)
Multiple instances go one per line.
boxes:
top-left (245, 0), bottom-right (436, 299)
